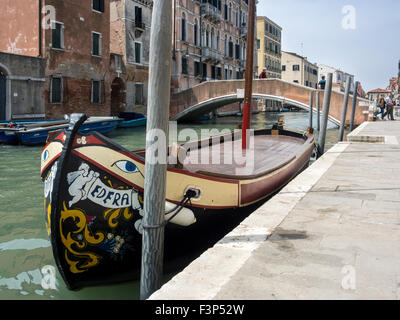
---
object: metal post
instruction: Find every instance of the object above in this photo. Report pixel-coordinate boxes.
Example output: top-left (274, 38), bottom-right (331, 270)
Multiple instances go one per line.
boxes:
top-left (349, 81), bottom-right (359, 132)
top-left (338, 75), bottom-right (352, 142)
top-left (309, 91), bottom-right (313, 129)
top-left (317, 73), bottom-right (333, 157)
top-left (316, 90), bottom-right (320, 131)
top-left (140, 0), bottom-right (172, 300)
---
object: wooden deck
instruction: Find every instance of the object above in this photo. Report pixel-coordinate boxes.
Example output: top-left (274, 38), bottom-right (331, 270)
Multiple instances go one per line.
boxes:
top-left (182, 135), bottom-right (306, 178)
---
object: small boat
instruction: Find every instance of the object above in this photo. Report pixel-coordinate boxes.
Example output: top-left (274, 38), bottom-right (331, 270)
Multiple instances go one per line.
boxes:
top-left (118, 112), bottom-right (147, 128)
top-left (17, 117), bottom-right (120, 145)
top-left (40, 113), bottom-right (314, 290)
top-left (0, 127), bottom-right (19, 144)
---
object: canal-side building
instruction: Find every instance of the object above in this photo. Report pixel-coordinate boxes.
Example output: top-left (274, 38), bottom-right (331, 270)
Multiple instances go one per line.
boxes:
top-left (0, 52), bottom-right (46, 121)
top-left (110, 0), bottom-right (152, 116)
top-left (256, 16), bottom-right (282, 79)
top-left (172, 0), bottom-right (256, 93)
top-left (0, 0), bottom-right (112, 119)
top-left (281, 51), bottom-right (318, 89)
top-left (366, 88), bottom-right (391, 103)
top-left (318, 64), bottom-right (354, 93)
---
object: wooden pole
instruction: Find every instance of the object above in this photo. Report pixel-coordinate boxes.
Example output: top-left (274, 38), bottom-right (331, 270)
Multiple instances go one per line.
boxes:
top-left (140, 0), bottom-right (172, 300)
top-left (309, 91), bottom-right (313, 129)
top-left (316, 90), bottom-right (320, 131)
top-left (338, 75), bottom-right (352, 142)
top-left (242, 0), bottom-right (256, 149)
top-left (317, 73), bottom-right (333, 157)
top-left (349, 81), bottom-right (359, 132)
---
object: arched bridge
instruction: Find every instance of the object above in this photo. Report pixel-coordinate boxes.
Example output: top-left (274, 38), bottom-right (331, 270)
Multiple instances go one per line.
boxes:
top-left (170, 79), bottom-right (371, 125)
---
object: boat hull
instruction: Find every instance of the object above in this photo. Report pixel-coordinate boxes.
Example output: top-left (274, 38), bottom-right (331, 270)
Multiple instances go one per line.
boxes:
top-left (40, 114), bottom-right (314, 289)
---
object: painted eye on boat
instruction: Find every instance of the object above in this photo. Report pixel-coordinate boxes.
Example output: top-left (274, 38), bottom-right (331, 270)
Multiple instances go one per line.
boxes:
top-left (43, 150), bottom-right (49, 162)
top-left (113, 160), bottom-right (138, 174)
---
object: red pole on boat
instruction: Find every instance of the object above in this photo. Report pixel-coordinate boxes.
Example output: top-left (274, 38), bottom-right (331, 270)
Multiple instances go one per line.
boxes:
top-left (242, 0), bottom-right (256, 149)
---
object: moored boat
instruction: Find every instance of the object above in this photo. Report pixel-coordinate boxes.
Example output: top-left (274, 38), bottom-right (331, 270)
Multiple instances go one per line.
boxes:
top-left (17, 116), bottom-right (120, 145)
top-left (40, 113), bottom-right (314, 289)
top-left (118, 112), bottom-right (147, 128)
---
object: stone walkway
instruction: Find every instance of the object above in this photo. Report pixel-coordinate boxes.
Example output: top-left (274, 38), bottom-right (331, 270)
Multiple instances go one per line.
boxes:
top-left (150, 121), bottom-right (400, 300)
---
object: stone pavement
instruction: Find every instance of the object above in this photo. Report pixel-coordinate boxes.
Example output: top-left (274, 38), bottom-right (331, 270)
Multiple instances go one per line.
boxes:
top-left (150, 121), bottom-right (400, 300)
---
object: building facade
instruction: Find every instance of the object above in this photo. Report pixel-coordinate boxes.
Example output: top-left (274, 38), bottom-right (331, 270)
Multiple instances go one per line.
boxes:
top-left (281, 51), bottom-right (318, 88)
top-left (367, 88), bottom-right (391, 103)
top-left (318, 64), bottom-right (354, 93)
top-left (110, 0), bottom-right (152, 116)
top-left (0, 0), bottom-right (111, 119)
top-left (256, 16), bottom-right (281, 78)
top-left (172, 0), bottom-right (255, 93)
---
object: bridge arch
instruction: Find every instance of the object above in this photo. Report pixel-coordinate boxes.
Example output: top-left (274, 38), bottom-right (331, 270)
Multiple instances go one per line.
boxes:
top-left (172, 93), bottom-right (340, 126)
top-left (169, 79), bottom-right (370, 126)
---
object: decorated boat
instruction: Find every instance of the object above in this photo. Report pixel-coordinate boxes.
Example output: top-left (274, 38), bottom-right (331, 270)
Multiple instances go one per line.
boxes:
top-left (40, 113), bottom-right (314, 290)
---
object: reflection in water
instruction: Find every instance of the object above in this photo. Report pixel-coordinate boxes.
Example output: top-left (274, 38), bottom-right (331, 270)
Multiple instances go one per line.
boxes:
top-left (0, 111), bottom-right (343, 299)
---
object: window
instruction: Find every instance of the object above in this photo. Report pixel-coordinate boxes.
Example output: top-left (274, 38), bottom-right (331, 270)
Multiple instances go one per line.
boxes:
top-left (92, 32), bottom-right (102, 56)
top-left (202, 63), bottom-right (207, 78)
top-left (194, 61), bottom-right (201, 76)
top-left (92, 0), bottom-right (104, 13)
top-left (228, 38), bottom-right (233, 58)
top-left (293, 80), bottom-right (299, 83)
top-left (50, 76), bottom-right (62, 104)
top-left (235, 43), bottom-right (240, 60)
top-left (51, 22), bottom-right (64, 49)
top-left (211, 65), bottom-right (216, 79)
top-left (293, 65), bottom-right (300, 71)
top-left (135, 6), bottom-right (143, 28)
top-left (217, 67), bottom-right (222, 80)
top-left (282, 65), bottom-right (286, 71)
top-left (91, 80), bottom-right (101, 104)
top-left (194, 20), bottom-right (199, 46)
top-left (135, 83), bottom-right (144, 105)
top-left (257, 39), bottom-right (260, 50)
top-left (134, 42), bottom-right (142, 64)
top-left (181, 13), bottom-right (186, 42)
top-left (182, 56), bottom-right (188, 75)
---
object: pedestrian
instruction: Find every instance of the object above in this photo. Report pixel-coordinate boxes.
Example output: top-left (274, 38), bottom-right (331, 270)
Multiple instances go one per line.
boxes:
top-left (318, 76), bottom-right (326, 90)
top-left (259, 68), bottom-right (267, 79)
top-left (383, 93), bottom-right (395, 120)
top-left (374, 94), bottom-right (386, 120)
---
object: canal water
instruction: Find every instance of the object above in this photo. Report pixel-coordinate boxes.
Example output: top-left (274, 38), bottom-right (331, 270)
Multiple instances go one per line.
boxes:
top-left (0, 111), bottom-right (344, 300)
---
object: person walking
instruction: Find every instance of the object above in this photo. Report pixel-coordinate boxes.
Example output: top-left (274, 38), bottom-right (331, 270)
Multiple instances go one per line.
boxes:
top-left (374, 94), bottom-right (386, 120)
top-left (383, 93), bottom-right (395, 120)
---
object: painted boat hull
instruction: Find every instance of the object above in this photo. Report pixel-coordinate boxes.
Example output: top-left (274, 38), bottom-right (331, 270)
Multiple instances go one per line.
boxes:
top-left (0, 130), bottom-right (18, 144)
top-left (40, 114), bottom-right (314, 290)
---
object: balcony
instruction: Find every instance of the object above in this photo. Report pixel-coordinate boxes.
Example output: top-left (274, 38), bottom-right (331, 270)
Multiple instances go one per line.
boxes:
top-left (133, 20), bottom-right (145, 32)
top-left (200, 3), bottom-right (222, 24)
top-left (202, 47), bottom-right (223, 63)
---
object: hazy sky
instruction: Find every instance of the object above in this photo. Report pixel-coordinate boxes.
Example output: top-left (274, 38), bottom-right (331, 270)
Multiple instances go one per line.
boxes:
top-left (257, 0), bottom-right (400, 92)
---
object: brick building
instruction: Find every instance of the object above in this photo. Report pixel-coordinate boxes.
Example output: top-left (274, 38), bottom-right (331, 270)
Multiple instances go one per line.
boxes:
top-left (110, 0), bottom-right (152, 116)
top-left (0, 0), bottom-right (111, 119)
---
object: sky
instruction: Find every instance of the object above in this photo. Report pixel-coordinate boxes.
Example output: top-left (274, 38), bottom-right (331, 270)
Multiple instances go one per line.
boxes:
top-left (257, 0), bottom-right (400, 92)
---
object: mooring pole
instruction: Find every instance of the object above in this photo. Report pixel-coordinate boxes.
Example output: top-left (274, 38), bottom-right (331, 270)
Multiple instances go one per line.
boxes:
top-left (242, 0), bottom-right (256, 149)
top-left (140, 0), bottom-right (172, 300)
top-left (309, 91), bottom-right (314, 129)
top-left (317, 73), bottom-right (333, 157)
top-left (316, 90), bottom-right (320, 131)
top-left (338, 75), bottom-right (352, 142)
top-left (349, 81), bottom-right (359, 132)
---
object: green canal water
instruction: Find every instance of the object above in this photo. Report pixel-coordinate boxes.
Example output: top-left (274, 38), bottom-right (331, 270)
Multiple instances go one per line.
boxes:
top-left (0, 111), bottom-right (343, 300)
